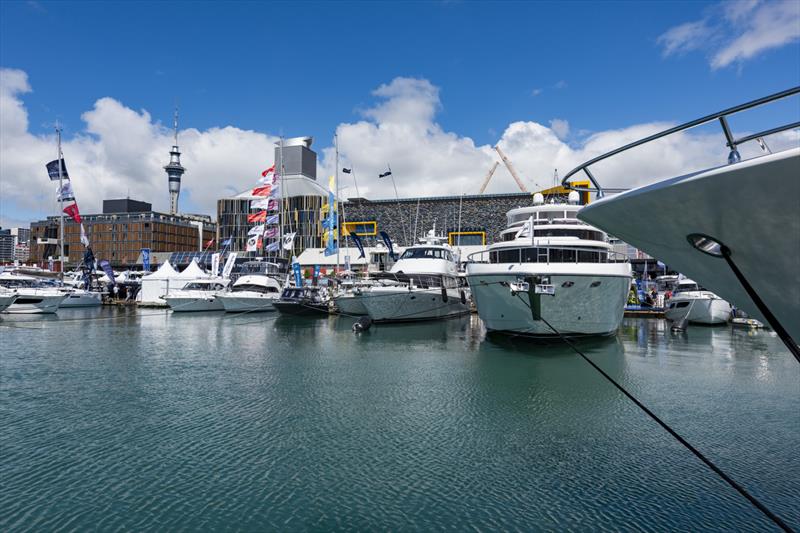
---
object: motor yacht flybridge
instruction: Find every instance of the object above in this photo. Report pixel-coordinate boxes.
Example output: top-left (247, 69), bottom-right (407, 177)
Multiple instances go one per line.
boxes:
top-left (466, 192), bottom-right (631, 337)
top-left (561, 87), bottom-right (800, 358)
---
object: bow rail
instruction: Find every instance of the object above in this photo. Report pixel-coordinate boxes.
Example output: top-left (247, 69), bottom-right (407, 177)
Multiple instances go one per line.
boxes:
top-left (561, 86), bottom-right (800, 197)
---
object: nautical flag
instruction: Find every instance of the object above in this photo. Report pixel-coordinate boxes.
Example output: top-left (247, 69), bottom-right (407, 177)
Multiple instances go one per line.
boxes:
top-left (248, 225), bottom-right (265, 236)
top-left (246, 235), bottom-right (261, 252)
top-left (378, 170), bottom-right (392, 178)
top-left (46, 159), bottom-right (69, 181)
top-left (83, 247), bottom-right (96, 270)
top-left (56, 182), bottom-right (75, 202)
top-left (342, 168), bottom-right (352, 174)
top-left (269, 182), bottom-right (281, 197)
top-left (221, 238), bottom-right (232, 247)
top-left (351, 233), bottom-right (365, 259)
top-left (265, 214), bottom-right (279, 225)
top-left (63, 201), bottom-right (82, 224)
top-left (380, 231), bottom-right (397, 260)
top-left (80, 223), bottom-right (90, 247)
top-left (99, 259), bottom-right (115, 286)
top-left (252, 185), bottom-right (272, 197)
top-left (264, 240), bottom-right (280, 253)
top-left (261, 164), bottom-right (275, 177)
top-left (282, 231), bottom-right (296, 250)
top-left (251, 197), bottom-right (269, 210)
top-left (248, 211), bottom-right (267, 223)
top-left (204, 238), bottom-right (214, 248)
top-left (264, 227), bottom-right (278, 238)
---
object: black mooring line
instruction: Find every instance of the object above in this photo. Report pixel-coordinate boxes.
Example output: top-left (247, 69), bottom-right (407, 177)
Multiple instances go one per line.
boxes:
top-left (515, 293), bottom-right (794, 533)
top-left (720, 245), bottom-right (800, 364)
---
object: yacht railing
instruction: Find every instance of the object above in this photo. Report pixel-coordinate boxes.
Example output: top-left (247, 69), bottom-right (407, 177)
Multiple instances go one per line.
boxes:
top-left (561, 86), bottom-right (800, 197)
top-left (467, 245), bottom-right (628, 265)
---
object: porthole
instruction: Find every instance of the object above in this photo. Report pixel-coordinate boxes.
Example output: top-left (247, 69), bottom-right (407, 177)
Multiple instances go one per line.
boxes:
top-left (590, 281), bottom-right (601, 287)
top-left (562, 281), bottom-right (574, 288)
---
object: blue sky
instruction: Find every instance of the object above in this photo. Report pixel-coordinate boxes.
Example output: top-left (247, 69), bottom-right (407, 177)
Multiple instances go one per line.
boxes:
top-left (1, 0), bottom-right (799, 225)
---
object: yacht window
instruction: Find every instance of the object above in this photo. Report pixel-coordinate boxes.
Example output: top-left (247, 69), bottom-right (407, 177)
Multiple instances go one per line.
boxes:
top-left (400, 248), bottom-right (450, 260)
top-left (675, 283), bottom-right (700, 293)
top-left (534, 228), bottom-right (605, 241)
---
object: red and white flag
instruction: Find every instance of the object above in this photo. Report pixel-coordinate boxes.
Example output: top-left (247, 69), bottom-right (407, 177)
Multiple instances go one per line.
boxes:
top-left (63, 201), bottom-right (82, 224)
top-left (252, 185), bottom-right (272, 197)
top-left (261, 165), bottom-right (275, 178)
top-left (247, 211), bottom-right (267, 223)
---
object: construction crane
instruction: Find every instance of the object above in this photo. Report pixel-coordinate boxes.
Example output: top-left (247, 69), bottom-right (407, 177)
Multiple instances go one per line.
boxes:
top-left (494, 145), bottom-right (529, 193)
top-left (478, 161), bottom-right (500, 194)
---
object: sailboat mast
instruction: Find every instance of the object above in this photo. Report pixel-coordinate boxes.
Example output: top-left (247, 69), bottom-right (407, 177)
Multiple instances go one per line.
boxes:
top-left (335, 133), bottom-right (340, 273)
top-left (279, 137), bottom-right (285, 264)
top-left (56, 124), bottom-right (65, 275)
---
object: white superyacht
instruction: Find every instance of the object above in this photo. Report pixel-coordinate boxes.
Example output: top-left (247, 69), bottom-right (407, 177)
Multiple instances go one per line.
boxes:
top-left (359, 228), bottom-right (470, 322)
top-left (466, 192), bottom-right (631, 337)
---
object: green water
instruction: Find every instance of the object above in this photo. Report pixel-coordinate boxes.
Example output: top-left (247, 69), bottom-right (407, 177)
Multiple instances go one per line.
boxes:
top-left (1, 309), bottom-right (798, 531)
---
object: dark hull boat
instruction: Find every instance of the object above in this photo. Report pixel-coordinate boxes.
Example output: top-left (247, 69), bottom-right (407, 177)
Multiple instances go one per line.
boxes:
top-left (273, 286), bottom-right (331, 316)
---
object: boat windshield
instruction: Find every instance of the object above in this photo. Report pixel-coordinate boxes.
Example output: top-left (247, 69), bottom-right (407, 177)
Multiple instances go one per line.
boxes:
top-left (400, 248), bottom-right (453, 261)
top-left (674, 283), bottom-right (701, 293)
top-left (232, 283), bottom-right (278, 294)
top-left (183, 282), bottom-right (225, 291)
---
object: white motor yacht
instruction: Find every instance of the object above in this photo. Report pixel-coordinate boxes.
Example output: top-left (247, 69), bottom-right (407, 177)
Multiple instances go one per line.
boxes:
top-left (359, 228), bottom-right (470, 322)
top-left (466, 192), bottom-right (631, 337)
top-left (164, 279), bottom-right (230, 312)
top-left (218, 275), bottom-right (282, 313)
top-left (664, 279), bottom-right (731, 325)
top-left (333, 277), bottom-right (378, 316)
top-left (563, 87), bottom-right (799, 354)
top-left (0, 273), bottom-right (67, 314)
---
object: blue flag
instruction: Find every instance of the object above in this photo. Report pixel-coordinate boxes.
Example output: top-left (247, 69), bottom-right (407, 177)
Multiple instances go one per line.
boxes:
top-left (141, 248), bottom-right (151, 272)
top-left (221, 238), bottom-right (232, 247)
top-left (351, 233), bottom-right (365, 259)
top-left (380, 231), bottom-right (397, 261)
top-left (292, 261), bottom-right (302, 287)
top-left (99, 259), bottom-right (115, 286)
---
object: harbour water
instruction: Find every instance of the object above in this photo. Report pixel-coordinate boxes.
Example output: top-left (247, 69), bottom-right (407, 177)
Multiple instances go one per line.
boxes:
top-left (1, 309), bottom-right (798, 531)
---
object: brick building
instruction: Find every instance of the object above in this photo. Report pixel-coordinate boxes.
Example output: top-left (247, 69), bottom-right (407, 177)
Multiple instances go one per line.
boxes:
top-left (29, 199), bottom-right (215, 269)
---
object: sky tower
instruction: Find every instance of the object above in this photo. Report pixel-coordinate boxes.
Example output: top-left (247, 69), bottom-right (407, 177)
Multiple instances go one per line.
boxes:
top-left (163, 108), bottom-right (186, 215)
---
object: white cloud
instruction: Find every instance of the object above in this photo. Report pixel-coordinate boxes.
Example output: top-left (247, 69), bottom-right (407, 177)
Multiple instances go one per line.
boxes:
top-left (2, 69), bottom-right (798, 231)
top-left (549, 119), bottom-right (570, 140)
top-left (658, 0), bottom-right (800, 69)
top-left (0, 68), bottom-right (279, 224)
top-left (531, 88), bottom-right (542, 97)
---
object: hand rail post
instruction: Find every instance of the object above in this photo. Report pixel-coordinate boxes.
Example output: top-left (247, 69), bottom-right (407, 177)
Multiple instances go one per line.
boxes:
top-left (719, 116), bottom-right (741, 163)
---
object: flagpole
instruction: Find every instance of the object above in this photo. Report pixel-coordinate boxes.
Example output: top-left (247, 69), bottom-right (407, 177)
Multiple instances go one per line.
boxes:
top-left (56, 123), bottom-right (65, 276)
top-left (386, 163), bottom-right (408, 246)
top-left (335, 133), bottom-right (340, 275)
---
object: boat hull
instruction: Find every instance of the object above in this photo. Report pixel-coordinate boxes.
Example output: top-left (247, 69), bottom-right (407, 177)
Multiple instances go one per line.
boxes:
top-left (360, 286), bottom-right (470, 323)
top-left (165, 295), bottom-right (224, 312)
top-left (0, 294), bottom-right (18, 313)
top-left (4, 294), bottom-right (66, 314)
top-left (333, 294), bottom-right (369, 316)
top-left (578, 147), bottom-right (800, 340)
top-left (218, 294), bottom-right (277, 313)
top-left (467, 272), bottom-right (630, 336)
top-left (665, 297), bottom-right (731, 325)
top-left (58, 291), bottom-right (103, 308)
top-left (273, 301), bottom-right (330, 316)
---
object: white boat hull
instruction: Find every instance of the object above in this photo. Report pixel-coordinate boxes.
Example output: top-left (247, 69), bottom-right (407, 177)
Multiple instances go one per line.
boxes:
top-left (58, 291), bottom-right (103, 308)
top-left (4, 293), bottom-right (66, 314)
top-left (468, 272), bottom-right (630, 336)
top-left (665, 297), bottom-right (731, 325)
top-left (578, 147), bottom-right (800, 340)
top-left (334, 294), bottom-right (370, 316)
top-left (218, 293), bottom-right (278, 313)
top-left (360, 286), bottom-right (470, 322)
top-left (165, 295), bottom-right (225, 312)
top-left (0, 294), bottom-right (18, 313)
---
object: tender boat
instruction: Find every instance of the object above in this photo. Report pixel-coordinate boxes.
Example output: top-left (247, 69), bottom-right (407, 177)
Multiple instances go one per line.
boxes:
top-left (0, 273), bottom-right (67, 314)
top-left (273, 286), bottom-right (332, 316)
top-left (466, 192), bottom-right (631, 337)
top-left (218, 275), bottom-right (282, 313)
top-left (664, 279), bottom-right (731, 325)
top-left (359, 228), bottom-right (471, 323)
top-left (562, 87), bottom-right (800, 353)
top-left (164, 279), bottom-right (230, 312)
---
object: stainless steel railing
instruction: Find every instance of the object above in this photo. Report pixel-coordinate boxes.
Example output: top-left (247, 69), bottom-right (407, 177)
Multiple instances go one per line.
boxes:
top-left (561, 86), bottom-right (800, 197)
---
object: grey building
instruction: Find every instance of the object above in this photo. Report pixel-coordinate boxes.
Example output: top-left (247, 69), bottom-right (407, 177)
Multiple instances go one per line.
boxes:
top-left (0, 227), bottom-right (32, 263)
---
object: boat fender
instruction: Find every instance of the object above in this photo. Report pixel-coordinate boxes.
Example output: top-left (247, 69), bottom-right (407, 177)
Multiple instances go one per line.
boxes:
top-left (353, 316), bottom-right (373, 333)
top-left (441, 287), bottom-right (448, 303)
